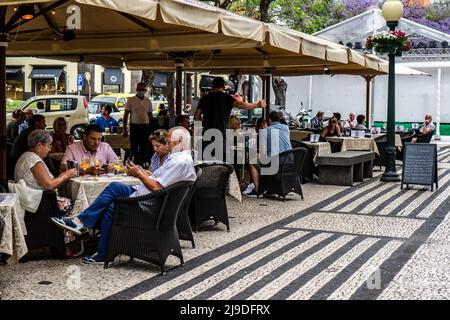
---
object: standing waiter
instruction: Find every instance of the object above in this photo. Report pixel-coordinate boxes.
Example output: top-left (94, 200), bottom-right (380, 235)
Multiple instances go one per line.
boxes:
top-left (123, 82), bottom-right (152, 165)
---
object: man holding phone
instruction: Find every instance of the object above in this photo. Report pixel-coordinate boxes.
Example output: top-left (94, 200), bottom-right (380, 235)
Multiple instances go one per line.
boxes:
top-left (60, 124), bottom-right (117, 175)
top-left (52, 126), bottom-right (196, 264)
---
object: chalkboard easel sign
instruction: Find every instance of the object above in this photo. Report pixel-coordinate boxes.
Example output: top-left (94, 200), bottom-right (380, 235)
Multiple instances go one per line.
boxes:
top-left (401, 143), bottom-right (438, 191)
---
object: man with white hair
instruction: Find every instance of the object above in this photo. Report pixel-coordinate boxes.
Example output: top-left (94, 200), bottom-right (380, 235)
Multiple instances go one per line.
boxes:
top-left (52, 126), bottom-right (196, 264)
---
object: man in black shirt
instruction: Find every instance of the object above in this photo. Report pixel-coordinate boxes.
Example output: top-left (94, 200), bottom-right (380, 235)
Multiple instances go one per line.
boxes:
top-left (194, 77), bottom-right (266, 135)
top-left (194, 77), bottom-right (266, 161)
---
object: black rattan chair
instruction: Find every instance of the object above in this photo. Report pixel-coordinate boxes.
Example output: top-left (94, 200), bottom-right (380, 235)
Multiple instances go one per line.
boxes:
top-left (290, 140), bottom-right (314, 182)
top-left (189, 162), bottom-right (234, 232)
top-left (176, 168), bottom-right (202, 248)
top-left (396, 132), bottom-right (416, 161)
top-left (416, 130), bottom-right (434, 143)
top-left (258, 147), bottom-right (307, 201)
top-left (374, 138), bottom-right (388, 170)
top-left (0, 180), bottom-right (66, 257)
top-left (105, 181), bottom-right (193, 273)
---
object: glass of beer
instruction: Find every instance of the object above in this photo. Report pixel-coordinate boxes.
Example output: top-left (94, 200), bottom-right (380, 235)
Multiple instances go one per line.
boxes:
top-left (113, 159), bottom-right (123, 174)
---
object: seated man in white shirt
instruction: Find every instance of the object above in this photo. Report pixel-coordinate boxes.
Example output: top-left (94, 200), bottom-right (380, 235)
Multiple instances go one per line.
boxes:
top-left (419, 114), bottom-right (436, 134)
top-left (52, 126), bottom-right (196, 264)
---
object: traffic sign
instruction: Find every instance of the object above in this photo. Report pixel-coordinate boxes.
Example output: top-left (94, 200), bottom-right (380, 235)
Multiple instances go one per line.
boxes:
top-left (77, 74), bottom-right (84, 86)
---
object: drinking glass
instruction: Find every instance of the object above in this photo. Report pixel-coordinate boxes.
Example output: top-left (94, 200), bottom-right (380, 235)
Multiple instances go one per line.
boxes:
top-left (94, 159), bottom-right (102, 179)
top-left (113, 159), bottom-right (123, 174)
top-left (80, 157), bottom-right (90, 179)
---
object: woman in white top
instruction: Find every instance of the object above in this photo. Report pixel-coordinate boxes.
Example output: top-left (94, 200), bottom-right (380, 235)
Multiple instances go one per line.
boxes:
top-left (15, 130), bottom-right (77, 214)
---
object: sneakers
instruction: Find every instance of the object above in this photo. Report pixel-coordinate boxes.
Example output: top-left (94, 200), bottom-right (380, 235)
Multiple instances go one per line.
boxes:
top-left (82, 253), bottom-right (106, 265)
top-left (242, 183), bottom-right (255, 195)
top-left (244, 189), bottom-right (259, 198)
top-left (51, 217), bottom-right (84, 236)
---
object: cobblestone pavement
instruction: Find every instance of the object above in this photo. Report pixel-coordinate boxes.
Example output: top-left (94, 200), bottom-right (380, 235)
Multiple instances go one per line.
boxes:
top-left (1, 146), bottom-right (450, 300)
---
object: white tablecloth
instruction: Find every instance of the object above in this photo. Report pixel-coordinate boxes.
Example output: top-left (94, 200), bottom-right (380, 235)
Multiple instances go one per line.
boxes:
top-left (326, 137), bottom-right (379, 155)
top-left (61, 175), bottom-right (141, 213)
top-left (302, 141), bottom-right (332, 165)
top-left (0, 193), bottom-right (28, 264)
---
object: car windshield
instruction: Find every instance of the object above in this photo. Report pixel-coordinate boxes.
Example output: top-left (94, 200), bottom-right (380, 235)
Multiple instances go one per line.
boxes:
top-left (88, 102), bottom-right (101, 114)
top-left (19, 96), bottom-right (38, 109)
top-left (92, 97), bottom-right (116, 104)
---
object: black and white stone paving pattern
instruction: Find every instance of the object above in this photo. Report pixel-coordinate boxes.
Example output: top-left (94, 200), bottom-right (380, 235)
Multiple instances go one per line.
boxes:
top-left (1, 144), bottom-right (450, 300)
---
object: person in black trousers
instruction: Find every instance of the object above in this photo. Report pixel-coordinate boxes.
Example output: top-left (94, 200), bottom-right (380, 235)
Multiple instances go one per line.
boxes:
top-left (123, 82), bottom-right (152, 166)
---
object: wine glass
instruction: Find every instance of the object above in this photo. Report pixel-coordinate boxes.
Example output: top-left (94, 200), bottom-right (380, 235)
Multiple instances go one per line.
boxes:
top-left (80, 157), bottom-right (90, 179)
top-left (94, 159), bottom-right (102, 179)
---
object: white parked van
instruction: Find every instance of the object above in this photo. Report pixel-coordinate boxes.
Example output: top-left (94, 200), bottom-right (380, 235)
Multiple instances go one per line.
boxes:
top-left (7, 95), bottom-right (89, 139)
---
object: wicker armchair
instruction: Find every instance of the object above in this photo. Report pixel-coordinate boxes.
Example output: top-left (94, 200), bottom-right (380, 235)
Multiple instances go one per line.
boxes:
top-left (105, 181), bottom-right (193, 273)
top-left (290, 140), bottom-right (314, 182)
top-left (416, 130), bottom-right (434, 143)
top-left (258, 147), bottom-right (307, 201)
top-left (396, 132), bottom-right (416, 161)
top-left (374, 138), bottom-right (388, 170)
top-left (189, 162), bottom-right (234, 232)
top-left (176, 168), bottom-right (202, 248)
top-left (0, 180), bottom-right (66, 257)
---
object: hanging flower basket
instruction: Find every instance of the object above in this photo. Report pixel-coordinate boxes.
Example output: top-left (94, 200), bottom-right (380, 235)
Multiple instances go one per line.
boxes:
top-left (366, 30), bottom-right (411, 55)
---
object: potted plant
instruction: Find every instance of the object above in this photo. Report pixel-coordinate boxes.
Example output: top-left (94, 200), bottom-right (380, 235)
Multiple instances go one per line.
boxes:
top-left (366, 30), bottom-right (411, 55)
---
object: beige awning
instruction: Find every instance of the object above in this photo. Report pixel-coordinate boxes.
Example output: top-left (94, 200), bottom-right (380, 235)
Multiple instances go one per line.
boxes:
top-left (3, 0), bottom-right (386, 75)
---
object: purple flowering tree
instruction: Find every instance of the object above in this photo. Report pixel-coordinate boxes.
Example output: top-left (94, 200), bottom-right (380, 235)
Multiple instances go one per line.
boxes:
top-left (338, 0), bottom-right (449, 35)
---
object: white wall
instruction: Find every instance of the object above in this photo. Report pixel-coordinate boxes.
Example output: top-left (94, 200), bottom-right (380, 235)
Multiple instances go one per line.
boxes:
top-left (283, 64), bottom-right (450, 124)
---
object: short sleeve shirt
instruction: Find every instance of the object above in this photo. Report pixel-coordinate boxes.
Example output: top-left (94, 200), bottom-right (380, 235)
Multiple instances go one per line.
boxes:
top-left (125, 96), bottom-right (152, 124)
top-left (95, 116), bottom-right (119, 132)
top-left (14, 151), bottom-right (53, 190)
top-left (131, 150), bottom-right (196, 197)
top-left (197, 92), bottom-right (236, 135)
top-left (61, 141), bottom-right (118, 166)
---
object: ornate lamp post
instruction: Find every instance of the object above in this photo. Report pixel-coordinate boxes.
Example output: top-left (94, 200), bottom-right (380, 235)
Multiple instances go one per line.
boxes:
top-left (380, 0), bottom-right (403, 182)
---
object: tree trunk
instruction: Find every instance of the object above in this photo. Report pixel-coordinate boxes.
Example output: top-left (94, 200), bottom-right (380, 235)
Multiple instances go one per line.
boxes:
top-left (259, 0), bottom-right (273, 23)
top-left (140, 70), bottom-right (154, 97)
top-left (164, 73), bottom-right (175, 114)
top-left (258, 0), bottom-right (287, 110)
top-left (272, 76), bottom-right (287, 109)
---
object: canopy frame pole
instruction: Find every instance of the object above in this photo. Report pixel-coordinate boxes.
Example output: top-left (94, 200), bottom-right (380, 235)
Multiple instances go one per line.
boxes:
top-left (1, 6), bottom-right (7, 180)
top-left (435, 67), bottom-right (441, 140)
top-left (264, 69), bottom-right (271, 121)
top-left (362, 75), bottom-right (376, 129)
top-left (175, 61), bottom-right (183, 116)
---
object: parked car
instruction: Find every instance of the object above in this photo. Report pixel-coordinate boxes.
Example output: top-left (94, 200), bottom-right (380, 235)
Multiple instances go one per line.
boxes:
top-left (88, 101), bottom-right (123, 125)
top-left (152, 100), bottom-right (168, 117)
top-left (231, 105), bottom-right (299, 128)
top-left (91, 93), bottom-right (134, 109)
top-left (7, 95), bottom-right (89, 139)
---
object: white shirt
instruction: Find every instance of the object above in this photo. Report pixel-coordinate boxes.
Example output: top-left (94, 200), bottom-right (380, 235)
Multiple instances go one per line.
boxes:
top-left (125, 96), bottom-right (152, 124)
top-left (420, 122), bottom-right (435, 133)
top-left (131, 150), bottom-right (196, 197)
top-left (15, 152), bottom-right (53, 190)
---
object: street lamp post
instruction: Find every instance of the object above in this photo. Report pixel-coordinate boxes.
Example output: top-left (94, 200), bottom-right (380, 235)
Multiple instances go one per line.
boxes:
top-left (381, 0), bottom-right (403, 182)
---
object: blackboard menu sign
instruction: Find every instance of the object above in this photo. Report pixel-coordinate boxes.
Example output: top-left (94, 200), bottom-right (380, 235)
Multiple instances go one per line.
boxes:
top-left (401, 143), bottom-right (438, 191)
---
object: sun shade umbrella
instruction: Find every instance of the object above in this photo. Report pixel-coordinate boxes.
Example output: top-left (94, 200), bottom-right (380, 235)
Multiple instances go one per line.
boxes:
top-left (0, 0), bottom-right (386, 179)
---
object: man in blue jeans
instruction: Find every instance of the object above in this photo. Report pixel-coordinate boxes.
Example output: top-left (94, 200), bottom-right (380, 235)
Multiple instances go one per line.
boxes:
top-left (52, 127), bottom-right (196, 264)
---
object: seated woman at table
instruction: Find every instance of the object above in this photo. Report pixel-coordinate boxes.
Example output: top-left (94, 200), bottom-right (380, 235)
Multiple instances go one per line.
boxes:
top-left (51, 117), bottom-right (74, 153)
top-left (14, 130), bottom-right (78, 214)
top-left (149, 129), bottom-right (169, 172)
top-left (256, 118), bottom-right (267, 133)
top-left (355, 114), bottom-right (367, 130)
top-left (229, 115), bottom-right (241, 131)
top-left (320, 118), bottom-right (341, 138)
